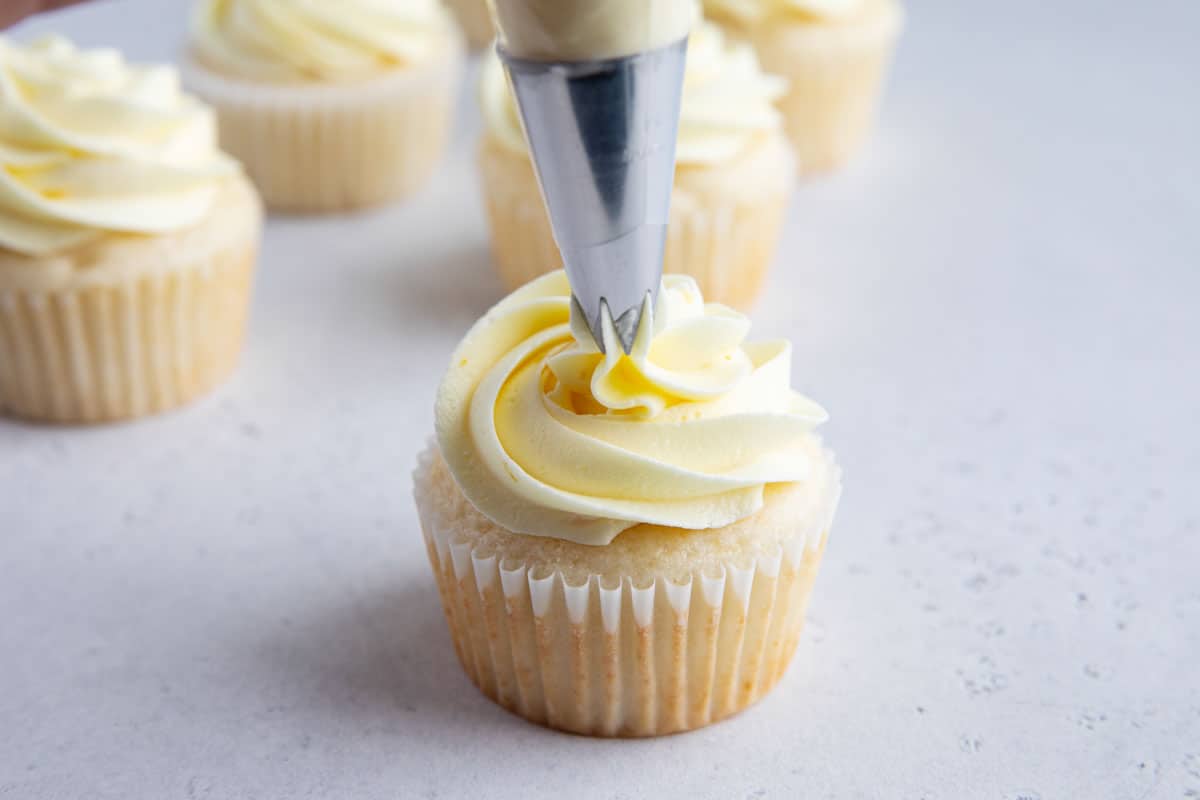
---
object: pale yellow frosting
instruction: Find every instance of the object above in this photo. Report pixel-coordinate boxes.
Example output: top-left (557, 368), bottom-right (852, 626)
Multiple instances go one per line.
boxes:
top-left (480, 19), bottom-right (785, 167)
top-left (434, 271), bottom-right (828, 547)
top-left (488, 0), bottom-right (696, 61)
top-left (0, 36), bottom-right (239, 258)
top-left (704, 0), bottom-right (863, 25)
top-left (190, 0), bottom-right (457, 82)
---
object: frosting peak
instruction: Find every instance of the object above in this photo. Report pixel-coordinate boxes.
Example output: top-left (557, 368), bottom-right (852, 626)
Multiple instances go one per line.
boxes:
top-left (481, 19), bottom-right (785, 166)
top-left (0, 36), bottom-right (238, 257)
top-left (435, 272), bottom-right (828, 546)
top-left (190, 0), bottom-right (457, 83)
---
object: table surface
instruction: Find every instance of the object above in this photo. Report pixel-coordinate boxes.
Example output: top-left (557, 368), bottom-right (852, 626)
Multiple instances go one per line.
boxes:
top-left (3, 1), bottom-right (1199, 798)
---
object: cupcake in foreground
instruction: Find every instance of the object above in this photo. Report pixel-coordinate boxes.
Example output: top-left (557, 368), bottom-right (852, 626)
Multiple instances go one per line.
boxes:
top-left (415, 272), bottom-right (841, 736)
top-left (0, 36), bottom-right (261, 424)
top-left (705, 0), bottom-right (903, 173)
top-left (444, 0), bottom-right (494, 48)
top-left (477, 19), bottom-right (794, 309)
top-left (184, 0), bottom-right (463, 212)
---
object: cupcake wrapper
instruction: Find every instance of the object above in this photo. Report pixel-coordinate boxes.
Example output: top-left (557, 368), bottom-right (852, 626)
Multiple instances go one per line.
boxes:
top-left (444, 0), bottom-right (494, 48)
top-left (478, 141), bottom-right (792, 309)
top-left (413, 449), bottom-right (841, 737)
top-left (753, 2), bottom-right (904, 173)
top-left (183, 47), bottom-right (462, 213)
top-left (0, 244), bottom-right (255, 424)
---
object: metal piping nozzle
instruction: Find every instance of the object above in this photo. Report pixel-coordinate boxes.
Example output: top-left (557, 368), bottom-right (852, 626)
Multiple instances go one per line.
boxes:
top-left (499, 38), bottom-right (688, 354)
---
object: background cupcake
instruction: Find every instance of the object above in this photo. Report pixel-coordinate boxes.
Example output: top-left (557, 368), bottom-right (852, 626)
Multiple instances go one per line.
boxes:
top-left (0, 36), bottom-right (260, 424)
top-left (184, 0), bottom-right (463, 213)
top-left (705, 0), bottom-right (903, 173)
top-left (416, 272), bottom-right (840, 736)
top-left (477, 20), bottom-right (795, 309)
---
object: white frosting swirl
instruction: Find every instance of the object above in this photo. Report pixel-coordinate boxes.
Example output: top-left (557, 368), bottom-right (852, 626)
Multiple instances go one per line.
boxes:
top-left (435, 271), bottom-right (828, 547)
top-left (481, 19), bottom-right (785, 166)
top-left (0, 36), bottom-right (239, 257)
top-left (190, 0), bottom-right (457, 82)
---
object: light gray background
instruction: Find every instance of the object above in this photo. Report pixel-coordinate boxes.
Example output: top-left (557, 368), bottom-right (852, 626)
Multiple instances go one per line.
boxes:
top-left (2, 1), bottom-right (1198, 798)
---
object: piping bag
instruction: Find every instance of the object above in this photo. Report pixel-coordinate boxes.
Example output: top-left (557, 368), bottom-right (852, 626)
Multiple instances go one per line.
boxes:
top-left (488, 0), bottom-right (693, 354)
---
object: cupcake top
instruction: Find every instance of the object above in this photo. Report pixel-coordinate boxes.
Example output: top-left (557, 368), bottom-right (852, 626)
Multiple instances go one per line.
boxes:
top-left (435, 271), bottom-right (828, 547)
top-left (0, 36), bottom-right (239, 257)
top-left (481, 19), bottom-right (786, 167)
top-left (704, 0), bottom-right (864, 25)
top-left (190, 0), bottom-right (458, 83)
top-left (491, 0), bottom-right (696, 61)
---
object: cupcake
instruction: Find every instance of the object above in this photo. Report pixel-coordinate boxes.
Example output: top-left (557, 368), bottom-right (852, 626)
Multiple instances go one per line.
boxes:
top-left (184, 0), bottom-right (463, 212)
top-left (704, 0), bottom-right (903, 173)
top-left (0, 36), bottom-right (261, 424)
top-left (477, 19), bottom-right (795, 309)
top-left (415, 271), bottom-right (841, 736)
top-left (444, 0), bottom-right (494, 48)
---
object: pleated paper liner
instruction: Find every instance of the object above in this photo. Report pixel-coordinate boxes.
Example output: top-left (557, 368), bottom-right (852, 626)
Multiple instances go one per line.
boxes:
top-left (750, 0), bottom-right (904, 174)
top-left (182, 38), bottom-right (464, 213)
top-left (0, 178), bottom-right (261, 424)
top-left (477, 131), bottom-right (795, 309)
top-left (413, 443), bottom-right (841, 737)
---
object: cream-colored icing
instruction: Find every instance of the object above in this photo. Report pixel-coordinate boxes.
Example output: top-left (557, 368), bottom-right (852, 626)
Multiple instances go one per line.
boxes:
top-left (434, 271), bottom-right (828, 547)
top-left (0, 174), bottom-right (260, 291)
top-left (704, 0), bottom-right (863, 25)
top-left (190, 0), bottom-right (457, 82)
top-left (0, 36), bottom-right (239, 258)
top-left (480, 19), bottom-right (784, 166)
top-left (488, 0), bottom-right (696, 61)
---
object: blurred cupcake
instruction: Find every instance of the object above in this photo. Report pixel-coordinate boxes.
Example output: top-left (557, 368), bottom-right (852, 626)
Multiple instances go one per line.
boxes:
top-left (477, 20), bottom-right (794, 309)
top-left (0, 36), bottom-right (261, 424)
top-left (415, 272), bottom-right (840, 736)
top-left (444, 0), bottom-right (494, 48)
top-left (705, 0), bottom-right (903, 173)
top-left (184, 0), bottom-right (463, 212)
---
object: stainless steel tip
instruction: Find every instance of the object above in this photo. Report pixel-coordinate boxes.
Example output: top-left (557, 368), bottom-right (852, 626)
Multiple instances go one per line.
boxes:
top-left (499, 38), bottom-right (687, 354)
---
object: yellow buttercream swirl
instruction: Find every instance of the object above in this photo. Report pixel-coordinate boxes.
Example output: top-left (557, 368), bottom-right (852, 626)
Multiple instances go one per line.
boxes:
top-left (435, 271), bottom-right (828, 546)
top-left (0, 36), bottom-right (239, 257)
top-left (481, 19), bottom-right (785, 166)
top-left (191, 0), bottom-right (457, 82)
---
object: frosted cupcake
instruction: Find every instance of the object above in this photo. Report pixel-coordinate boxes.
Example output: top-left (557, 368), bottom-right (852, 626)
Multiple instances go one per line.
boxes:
top-left (704, 0), bottom-right (903, 173)
top-left (477, 20), bottom-right (794, 309)
top-left (0, 36), bottom-right (261, 424)
top-left (444, 0), bottom-right (494, 48)
top-left (415, 272), bottom-right (840, 736)
top-left (705, 0), bottom-right (897, 173)
top-left (184, 0), bottom-right (463, 212)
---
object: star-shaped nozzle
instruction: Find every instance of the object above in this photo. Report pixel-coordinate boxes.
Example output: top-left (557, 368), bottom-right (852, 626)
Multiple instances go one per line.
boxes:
top-left (572, 292), bottom-right (653, 356)
top-left (500, 38), bottom-right (688, 355)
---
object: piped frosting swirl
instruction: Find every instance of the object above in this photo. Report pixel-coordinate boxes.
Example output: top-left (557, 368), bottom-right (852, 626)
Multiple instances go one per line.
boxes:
top-left (0, 36), bottom-right (238, 257)
top-left (435, 271), bottom-right (828, 546)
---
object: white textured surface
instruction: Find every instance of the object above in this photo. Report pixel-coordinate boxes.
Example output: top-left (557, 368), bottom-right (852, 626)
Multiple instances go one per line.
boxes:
top-left (2, 1), bottom-right (1199, 798)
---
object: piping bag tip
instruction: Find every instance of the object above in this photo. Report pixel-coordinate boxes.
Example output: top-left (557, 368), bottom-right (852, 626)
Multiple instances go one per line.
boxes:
top-left (501, 37), bottom-right (688, 354)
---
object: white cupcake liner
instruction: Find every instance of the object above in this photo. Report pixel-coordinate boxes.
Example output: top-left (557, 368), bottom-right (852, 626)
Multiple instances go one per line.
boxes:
top-left (413, 445), bottom-right (841, 737)
top-left (0, 239), bottom-right (256, 423)
top-left (182, 42), bottom-right (463, 212)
